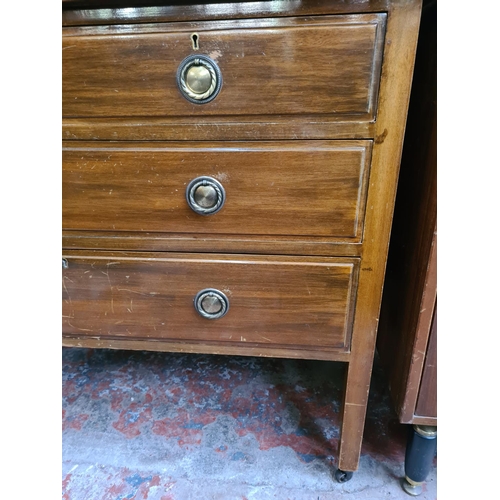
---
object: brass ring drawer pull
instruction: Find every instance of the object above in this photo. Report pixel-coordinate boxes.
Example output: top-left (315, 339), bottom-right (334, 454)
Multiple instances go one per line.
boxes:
top-left (176, 55), bottom-right (222, 104)
top-left (194, 288), bottom-right (229, 319)
top-left (186, 176), bottom-right (226, 215)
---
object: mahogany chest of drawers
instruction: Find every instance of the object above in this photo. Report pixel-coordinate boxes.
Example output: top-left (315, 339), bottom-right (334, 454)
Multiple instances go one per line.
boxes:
top-left (62, 0), bottom-right (422, 479)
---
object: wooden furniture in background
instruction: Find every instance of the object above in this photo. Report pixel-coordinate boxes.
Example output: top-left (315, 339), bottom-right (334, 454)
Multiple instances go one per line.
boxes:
top-left (62, 0), bottom-right (422, 481)
top-left (376, 0), bottom-right (436, 494)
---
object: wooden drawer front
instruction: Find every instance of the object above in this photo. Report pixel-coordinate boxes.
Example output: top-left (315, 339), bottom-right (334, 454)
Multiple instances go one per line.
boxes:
top-left (63, 141), bottom-right (371, 239)
top-left (62, 252), bottom-right (359, 352)
top-left (63, 14), bottom-right (386, 121)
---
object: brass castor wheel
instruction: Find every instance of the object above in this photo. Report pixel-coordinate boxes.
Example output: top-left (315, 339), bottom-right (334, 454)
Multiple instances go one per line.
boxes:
top-left (335, 469), bottom-right (354, 483)
top-left (402, 478), bottom-right (423, 496)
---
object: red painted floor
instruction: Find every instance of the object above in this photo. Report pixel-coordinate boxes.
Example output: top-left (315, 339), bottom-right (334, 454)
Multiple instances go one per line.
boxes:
top-left (62, 348), bottom-right (437, 499)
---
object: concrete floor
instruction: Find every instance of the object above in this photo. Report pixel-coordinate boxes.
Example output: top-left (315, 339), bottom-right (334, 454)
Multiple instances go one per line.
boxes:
top-left (62, 348), bottom-right (437, 499)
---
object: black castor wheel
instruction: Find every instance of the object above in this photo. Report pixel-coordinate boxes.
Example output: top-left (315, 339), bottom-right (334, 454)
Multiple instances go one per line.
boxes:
top-left (335, 469), bottom-right (354, 483)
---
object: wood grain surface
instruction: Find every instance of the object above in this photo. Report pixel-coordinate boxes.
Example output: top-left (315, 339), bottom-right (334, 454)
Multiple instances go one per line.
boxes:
top-left (337, 0), bottom-right (422, 471)
top-left (62, 117), bottom-right (376, 142)
top-left (63, 251), bottom-right (359, 353)
top-left (61, 0), bottom-right (423, 475)
top-left (62, 0), bottom-right (390, 27)
top-left (62, 230), bottom-right (364, 257)
top-left (63, 141), bottom-right (372, 239)
top-left (62, 336), bottom-right (352, 362)
top-left (376, 0), bottom-right (436, 426)
top-left (415, 306), bottom-right (437, 419)
top-left (63, 14), bottom-right (386, 121)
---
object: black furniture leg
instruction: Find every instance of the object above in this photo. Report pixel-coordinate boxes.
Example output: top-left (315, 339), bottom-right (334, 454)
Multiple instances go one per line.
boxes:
top-left (402, 425), bottom-right (437, 496)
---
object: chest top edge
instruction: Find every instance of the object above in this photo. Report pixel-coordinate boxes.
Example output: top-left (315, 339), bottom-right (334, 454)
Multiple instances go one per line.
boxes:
top-left (62, 0), bottom-right (396, 27)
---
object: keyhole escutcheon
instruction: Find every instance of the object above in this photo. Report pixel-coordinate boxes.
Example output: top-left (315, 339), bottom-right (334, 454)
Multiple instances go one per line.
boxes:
top-left (191, 33), bottom-right (199, 50)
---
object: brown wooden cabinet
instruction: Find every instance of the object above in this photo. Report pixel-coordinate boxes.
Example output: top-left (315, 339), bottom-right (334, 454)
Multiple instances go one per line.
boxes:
top-left (376, 0), bottom-right (436, 493)
top-left (377, 0), bottom-right (436, 429)
top-left (62, 0), bottom-right (422, 479)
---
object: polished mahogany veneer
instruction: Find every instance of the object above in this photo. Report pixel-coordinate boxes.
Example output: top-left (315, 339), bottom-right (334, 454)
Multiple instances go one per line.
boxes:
top-left (62, 0), bottom-right (422, 476)
top-left (63, 141), bottom-right (371, 239)
top-left (62, 252), bottom-right (359, 352)
top-left (63, 15), bottom-right (385, 121)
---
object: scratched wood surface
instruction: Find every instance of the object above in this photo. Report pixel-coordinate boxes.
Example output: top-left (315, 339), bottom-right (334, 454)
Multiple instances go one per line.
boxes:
top-left (63, 14), bottom-right (386, 123)
top-left (336, 0), bottom-right (422, 471)
top-left (62, 0), bottom-right (390, 26)
top-left (415, 306), bottom-right (437, 419)
top-left (63, 251), bottom-right (359, 353)
top-left (63, 117), bottom-right (376, 142)
top-left (62, 230), bottom-right (364, 257)
top-left (376, 0), bottom-right (436, 426)
top-left (63, 141), bottom-right (372, 240)
top-left (62, 336), bottom-right (352, 362)
top-left (61, 0), bottom-right (423, 474)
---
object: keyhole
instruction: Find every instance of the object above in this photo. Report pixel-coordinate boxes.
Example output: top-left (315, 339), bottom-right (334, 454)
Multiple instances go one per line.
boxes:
top-left (191, 33), bottom-right (199, 50)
